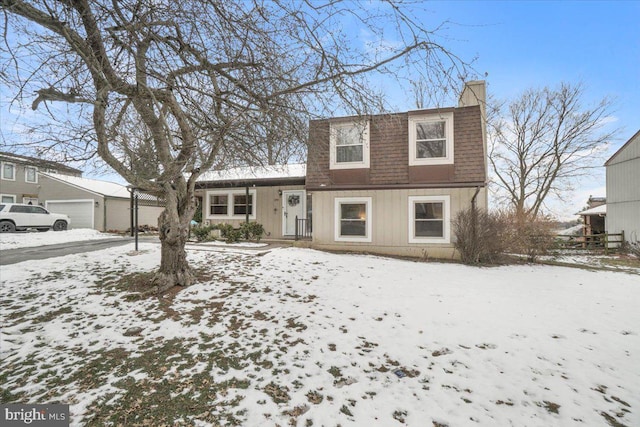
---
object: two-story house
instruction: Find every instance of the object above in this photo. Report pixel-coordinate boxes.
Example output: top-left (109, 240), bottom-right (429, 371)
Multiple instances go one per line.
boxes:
top-left (195, 81), bottom-right (488, 258)
top-left (305, 81), bottom-right (488, 258)
top-left (0, 152), bottom-right (82, 204)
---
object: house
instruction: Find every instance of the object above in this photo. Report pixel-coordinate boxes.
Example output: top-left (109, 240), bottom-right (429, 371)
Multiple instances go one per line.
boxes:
top-left (195, 81), bottom-right (487, 257)
top-left (605, 130), bottom-right (640, 243)
top-left (0, 151), bottom-right (163, 231)
top-left (0, 151), bottom-right (82, 204)
top-left (576, 202), bottom-right (606, 235)
top-left (196, 164), bottom-right (307, 238)
top-left (37, 173), bottom-right (164, 231)
top-left (305, 80), bottom-right (488, 258)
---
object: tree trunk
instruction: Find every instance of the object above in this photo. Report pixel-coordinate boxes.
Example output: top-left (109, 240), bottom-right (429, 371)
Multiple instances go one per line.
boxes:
top-left (154, 207), bottom-right (194, 294)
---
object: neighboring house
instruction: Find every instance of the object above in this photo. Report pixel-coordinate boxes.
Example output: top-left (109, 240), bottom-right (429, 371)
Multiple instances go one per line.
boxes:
top-left (305, 81), bottom-right (488, 258)
top-left (196, 164), bottom-right (307, 238)
top-left (605, 130), bottom-right (640, 243)
top-left (0, 151), bottom-right (81, 204)
top-left (38, 173), bottom-right (164, 231)
top-left (576, 203), bottom-right (606, 235)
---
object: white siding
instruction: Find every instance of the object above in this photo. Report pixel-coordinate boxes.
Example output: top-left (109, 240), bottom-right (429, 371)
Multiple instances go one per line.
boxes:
top-left (606, 133), bottom-right (640, 243)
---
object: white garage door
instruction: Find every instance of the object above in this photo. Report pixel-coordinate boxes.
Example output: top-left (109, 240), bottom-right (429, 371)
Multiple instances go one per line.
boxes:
top-left (46, 200), bottom-right (95, 229)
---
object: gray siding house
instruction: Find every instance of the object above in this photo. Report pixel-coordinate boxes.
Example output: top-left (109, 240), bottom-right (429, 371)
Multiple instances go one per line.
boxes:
top-left (605, 130), bottom-right (640, 243)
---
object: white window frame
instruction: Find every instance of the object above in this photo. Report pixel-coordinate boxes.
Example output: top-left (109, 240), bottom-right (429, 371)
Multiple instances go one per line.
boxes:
top-left (408, 112), bottom-right (454, 166)
top-left (25, 166), bottom-right (38, 183)
top-left (334, 196), bottom-right (372, 243)
top-left (205, 189), bottom-right (257, 220)
top-left (408, 195), bottom-right (450, 244)
top-left (329, 121), bottom-right (370, 170)
top-left (22, 197), bottom-right (39, 205)
top-left (1, 194), bottom-right (16, 203)
top-left (1, 162), bottom-right (16, 181)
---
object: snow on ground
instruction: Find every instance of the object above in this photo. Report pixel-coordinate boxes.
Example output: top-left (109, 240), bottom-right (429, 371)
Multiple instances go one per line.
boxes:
top-left (0, 229), bottom-right (122, 250)
top-left (1, 244), bottom-right (639, 426)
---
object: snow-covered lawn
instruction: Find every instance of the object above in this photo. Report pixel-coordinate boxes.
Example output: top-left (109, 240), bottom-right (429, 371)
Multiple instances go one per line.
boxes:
top-left (1, 244), bottom-right (638, 426)
top-left (0, 229), bottom-right (123, 250)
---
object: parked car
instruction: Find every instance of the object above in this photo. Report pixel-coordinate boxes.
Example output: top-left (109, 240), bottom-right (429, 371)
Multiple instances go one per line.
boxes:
top-left (0, 203), bottom-right (70, 232)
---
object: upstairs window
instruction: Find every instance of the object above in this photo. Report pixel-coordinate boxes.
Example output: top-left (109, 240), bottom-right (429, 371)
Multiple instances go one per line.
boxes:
top-left (408, 112), bottom-right (454, 165)
top-left (330, 121), bottom-right (370, 169)
top-left (25, 166), bottom-right (38, 183)
top-left (1, 162), bottom-right (15, 181)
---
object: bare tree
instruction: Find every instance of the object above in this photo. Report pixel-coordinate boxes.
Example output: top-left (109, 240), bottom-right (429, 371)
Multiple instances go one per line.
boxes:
top-left (1, 0), bottom-right (471, 292)
top-left (488, 82), bottom-right (616, 217)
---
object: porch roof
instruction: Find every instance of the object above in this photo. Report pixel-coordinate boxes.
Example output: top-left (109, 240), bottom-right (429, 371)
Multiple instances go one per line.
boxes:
top-left (196, 163), bottom-right (306, 188)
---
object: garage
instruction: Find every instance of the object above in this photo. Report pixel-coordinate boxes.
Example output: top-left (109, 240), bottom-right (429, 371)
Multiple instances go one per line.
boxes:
top-left (46, 199), bottom-right (95, 229)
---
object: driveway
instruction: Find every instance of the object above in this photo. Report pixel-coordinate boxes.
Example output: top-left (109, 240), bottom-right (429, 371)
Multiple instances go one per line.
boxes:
top-left (0, 237), bottom-right (149, 265)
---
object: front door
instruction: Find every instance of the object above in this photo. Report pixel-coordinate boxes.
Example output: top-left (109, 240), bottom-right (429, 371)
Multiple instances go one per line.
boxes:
top-left (282, 190), bottom-right (305, 236)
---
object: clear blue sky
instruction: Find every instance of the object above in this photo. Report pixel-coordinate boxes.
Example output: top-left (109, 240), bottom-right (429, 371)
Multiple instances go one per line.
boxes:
top-left (1, 1), bottom-right (637, 218)
top-left (401, 0), bottom-right (639, 218)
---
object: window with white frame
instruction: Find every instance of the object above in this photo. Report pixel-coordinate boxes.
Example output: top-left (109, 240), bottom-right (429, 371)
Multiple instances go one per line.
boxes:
top-left (330, 121), bottom-right (370, 169)
top-left (408, 112), bottom-right (454, 165)
top-left (1, 194), bottom-right (16, 203)
top-left (334, 197), bottom-right (372, 242)
top-left (1, 162), bottom-right (16, 181)
top-left (408, 195), bottom-right (450, 243)
top-left (206, 189), bottom-right (256, 220)
top-left (25, 166), bottom-right (38, 183)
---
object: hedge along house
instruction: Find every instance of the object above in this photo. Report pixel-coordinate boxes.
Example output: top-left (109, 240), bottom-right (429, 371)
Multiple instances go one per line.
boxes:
top-left (305, 81), bottom-right (488, 258)
top-left (38, 172), bottom-right (164, 231)
top-left (195, 164), bottom-right (307, 239)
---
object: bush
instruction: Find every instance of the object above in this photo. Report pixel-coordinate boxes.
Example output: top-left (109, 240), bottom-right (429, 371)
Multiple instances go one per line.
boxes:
top-left (224, 228), bottom-right (243, 244)
top-left (192, 224), bottom-right (218, 242)
top-left (500, 211), bottom-right (556, 262)
top-left (217, 223), bottom-right (234, 239)
top-left (627, 241), bottom-right (640, 258)
top-left (240, 222), bottom-right (265, 242)
top-left (453, 207), bottom-right (506, 264)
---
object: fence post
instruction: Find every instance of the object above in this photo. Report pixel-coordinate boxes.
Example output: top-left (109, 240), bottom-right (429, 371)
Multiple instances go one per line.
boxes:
top-left (295, 215), bottom-right (299, 241)
top-left (604, 233), bottom-right (608, 255)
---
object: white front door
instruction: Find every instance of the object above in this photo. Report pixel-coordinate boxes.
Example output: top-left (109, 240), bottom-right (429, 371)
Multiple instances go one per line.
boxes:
top-left (282, 190), bottom-right (305, 236)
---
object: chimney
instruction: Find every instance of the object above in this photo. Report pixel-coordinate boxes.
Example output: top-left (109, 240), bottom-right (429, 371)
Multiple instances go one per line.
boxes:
top-left (458, 80), bottom-right (486, 110)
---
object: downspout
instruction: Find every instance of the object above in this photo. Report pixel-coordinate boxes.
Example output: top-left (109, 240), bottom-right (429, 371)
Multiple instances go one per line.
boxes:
top-left (103, 196), bottom-right (107, 232)
top-left (471, 186), bottom-right (481, 212)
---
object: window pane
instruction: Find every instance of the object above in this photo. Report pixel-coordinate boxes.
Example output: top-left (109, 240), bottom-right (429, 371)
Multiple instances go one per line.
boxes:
top-left (415, 202), bottom-right (443, 220)
top-left (336, 125), bottom-right (362, 146)
top-left (211, 195), bottom-right (228, 215)
top-left (3, 164), bottom-right (14, 179)
top-left (416, 140), bottom-right (446, 158)
top-left (233, 194), bottom-right (253, 215)
top-left (26, 167), bottom-right (36, 182)
top-left (340, 220), bottom-right (365, 236)
top-left (415, 220), bottom-right (444, 237)
top-left (336, 145), bottom-right (363, 163)
top-left (416, 121), bottom-right (445, 140)
top-left (341, 203), bottom-right (366, 220)
top-left (31, 206), bottom-right (47, 214)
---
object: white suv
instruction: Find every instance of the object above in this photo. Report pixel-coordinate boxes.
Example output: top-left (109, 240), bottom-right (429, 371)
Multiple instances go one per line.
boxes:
top-left (0, 203), bottom-right (70, 232)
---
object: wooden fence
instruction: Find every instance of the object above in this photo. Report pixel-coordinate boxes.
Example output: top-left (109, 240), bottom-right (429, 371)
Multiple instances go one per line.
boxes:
top-left (555, 231), bottom-right (625, 254)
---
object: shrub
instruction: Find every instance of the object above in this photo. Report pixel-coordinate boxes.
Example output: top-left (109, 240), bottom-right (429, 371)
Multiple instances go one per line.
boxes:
top-left (627, 241), bottom-right (640, 258)
top-left (240, 222), bottom-right (265, 242)
top-left (192, 224), bottom-right (218, 242)
top-left (453, 207), bottom-right (506, 264)
top-left (500, 211), bottom-right (556, 262)
top-left (217, 223), bottom-right (234, 238)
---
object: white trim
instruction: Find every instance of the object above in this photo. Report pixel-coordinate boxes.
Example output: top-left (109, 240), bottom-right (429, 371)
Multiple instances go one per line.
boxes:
top-left (1, 161), bottom-right (16, 181)
top-left (45, 199), bottom-right (95, 229)
top-left (334, 196), bottom-right (372, 242)
top-left (22, 197), bottom-right (39, 205)
top-left (282, 190), bottom-right (306, 236)
top-left (205, 189), bottom-right (257, 220)
top-left (1, 194), bottom-right (17, 203)
top-left (329, 121), bottom-right (370, 170)
top-left (408, 195), bottom-right (450, 244)
top-left (24, 166), bottom-right (38, 183)
top-left (408, 112), bottom-right (454, 166)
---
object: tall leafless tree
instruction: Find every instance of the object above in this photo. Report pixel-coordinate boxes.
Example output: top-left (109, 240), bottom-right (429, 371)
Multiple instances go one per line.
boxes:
top-left (488, 82), bottom-right (616, 218)
top-left (1, 0), bottom-right (471, 292)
